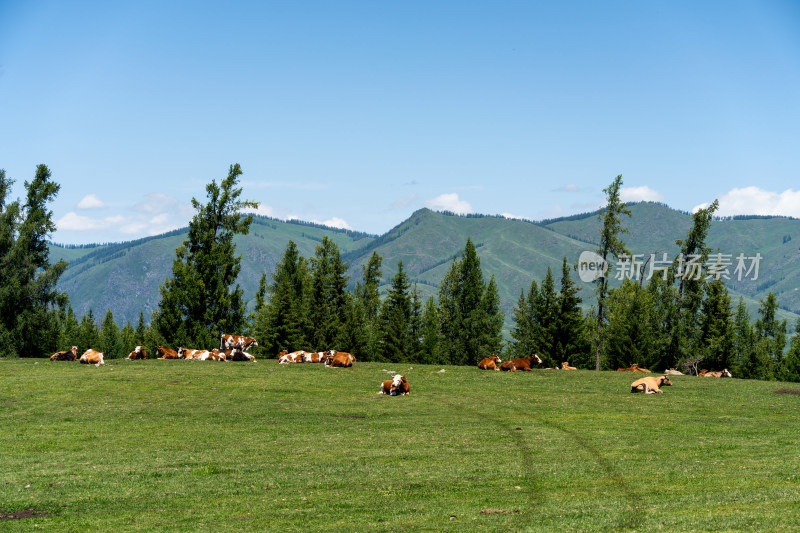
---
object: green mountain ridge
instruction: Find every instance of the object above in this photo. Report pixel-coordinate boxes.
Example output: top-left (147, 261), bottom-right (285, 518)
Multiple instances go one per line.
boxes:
top-left (48, 203), bottom-right (800, 332)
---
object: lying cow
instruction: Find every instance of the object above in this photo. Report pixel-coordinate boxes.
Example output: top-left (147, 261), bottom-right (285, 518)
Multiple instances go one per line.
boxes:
top-left (156, 346), bottom-right (180, 359)
top-left (225, 348), bottom-right (256, 362)
top-left (220, 334), bottom-right (258, 351)
top-left (303, 351), bottom-right (329, 363)
top-left (631, 375), bottom-right (672, 394)
top-left (278, 350), bottom-right (306, 364)
top-left (79, 349), bottom-right (105, 366)
top-left (663, 368), bottom-right (684, 375)
top-left (561, 362), bottom-right (577, 370)
top-left (379, 374), bottom-right (410, 396)
top-left (325, 351), bottom-right (355, 368)
top-left (50, 346), bottom-right (78, 361)
top-left (703, 369), bottom-right (732, 378)
top-left (126, 346), bottom-right (147, 360)
top-left (617, 364), bottom-right (651, 373)
top-left (499, 354), bottom-right (542, 372)
top-left (478, 354), bottom-right (502, 371)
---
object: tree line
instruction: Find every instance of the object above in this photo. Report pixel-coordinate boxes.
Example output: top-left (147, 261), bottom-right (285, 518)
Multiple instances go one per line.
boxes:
top-left (2, 164), bottom-right (800, 381)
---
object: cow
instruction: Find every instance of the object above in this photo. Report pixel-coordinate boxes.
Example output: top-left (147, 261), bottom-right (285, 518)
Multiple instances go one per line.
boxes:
top-left (178, 348), bottom-right (222, 361)
top-left (379, 374), bottom-right (410, 396)
top-left (220, 334), bottom-right (258, 351)
top-left (156, 346), bottom-right (180, 359)
top-left (126, 346), bottom-right (147, 360)
top-left (561, 362), bottom-right (577, 370)
top-left (278, 350), bottom-right (306, 364)
top-left (664, 368), bottom-right (684, 375)
top-left (617, 364), bottom-right (651, 373)
top-left (703, 369), bottom-right (732, 378)
top-left (631, 375), bottom-right (673, 394)
top-left (226, 348), bottom-right (256, 362)
top-left (79, 349), bottom-right (105, 366)
top-left (303, 351), bottom-right (329, 363)
top-left (478, 354), bottom-right (502, 371)
top-left (50, 346), bottom-right (78, 361)
top-left (325, 351), bottom-right (355, 368)
top-left (499, 354), bottom-right (542, 372)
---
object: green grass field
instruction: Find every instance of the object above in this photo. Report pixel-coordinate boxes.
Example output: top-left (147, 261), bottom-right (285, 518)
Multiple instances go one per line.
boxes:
top-left (1, 358), bottom-right (798, 532)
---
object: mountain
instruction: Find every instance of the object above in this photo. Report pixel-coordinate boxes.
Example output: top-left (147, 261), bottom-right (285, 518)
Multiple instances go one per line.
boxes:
top-left (48, 203), bottom-right (800, 331)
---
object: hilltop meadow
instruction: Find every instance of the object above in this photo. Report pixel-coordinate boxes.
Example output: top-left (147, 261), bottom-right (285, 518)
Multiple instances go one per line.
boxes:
top-left (1, 358), bottom-right (799, 532)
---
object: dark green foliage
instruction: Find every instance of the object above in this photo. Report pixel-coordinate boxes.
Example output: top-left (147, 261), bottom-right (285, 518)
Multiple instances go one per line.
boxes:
top-left (253, 240), bottom-right (309, 357)
top-left (603, 280), bottom-right (656, 370)
top-left (418, 296), bottom-right (443, 364)
top-left (153, 164), bottom-right (257, 349)
top-left (99, 309), bottom-right (124, 359)
top-left (306, 236), bottom-right (350, 351)
top-left (782, 318), bottom-right (800, 382)
top-left (553, 258), bottom-right (586, 366)
top-left (76, 310), bottom-right (99, 352)
top-left (353, 251), bottom-right (383, 360)
top-left (593, 175), bottom-right (632, 370)
top-left (437, 238), bottom-right (504, 366)
top-left (697, 278), bottom-right (734, 371)
top-left (732, 297), bottom-right (754, 375)
top-left (379, 261), bottom-right (414, 362)
top-left (0, 165), bottom-right (69, 356)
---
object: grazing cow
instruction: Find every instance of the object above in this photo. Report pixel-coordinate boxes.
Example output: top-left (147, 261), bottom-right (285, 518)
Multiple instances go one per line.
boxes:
top-left (303, 351), bottom-right (329, 363)
top-left (278, 350), bottom-right (306, 364)
top-left (617, 364), bottom-right (651, 373)
top-left (79, 349), bottom-right (105, 366)
top-left (126, 346), bottom-right (147, 360)
top-left (379, 374), bottom-right (410, 396)
top-left (478, 354), bottom-right (502, 371)
top-left (664, 368), bottom-right (684, 375)
top-left (703, 369), bottom-right (732, 378)
top-left (561, 362), bottom-right (577, 370)
top-left (325, 351), bottom-right (355, 368)
top-left (50, 346), bottom-right (78, 361)
top-left (631, 375), bottom-right (673, 394)
top-left (499, 354), bottom-right (542, 372)
top-left (220, 334), bottom-right (258, 351)
top-left (156, 346), bottom-right (180, 359)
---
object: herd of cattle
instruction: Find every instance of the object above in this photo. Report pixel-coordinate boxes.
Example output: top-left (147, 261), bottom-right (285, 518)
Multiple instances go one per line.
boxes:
top-left (477, 354), bottom-right (733, 394)
top-left (49, 336), bottom-right (733, 395)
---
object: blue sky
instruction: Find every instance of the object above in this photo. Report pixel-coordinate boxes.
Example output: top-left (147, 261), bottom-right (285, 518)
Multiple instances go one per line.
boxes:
top-left (1, 1), bottom-right (799, 244)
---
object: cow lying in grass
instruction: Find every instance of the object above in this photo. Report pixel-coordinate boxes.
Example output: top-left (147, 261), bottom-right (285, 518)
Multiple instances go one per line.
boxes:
top-left (617, 364), bottom-right (651, 372)
top-left (50, 346), bottom-right (78, 361)
top-left (379, 375), bottom-right (410, 396)
top-left (80, 349), bottom-right (105, 366)
top-left (702, 369), bottom-right (732, 378)
top-left (630, 375), bottom-right (672, 394)
top-left (478, 354), bottom-right (502, 370)
top-left (157, 346), bottom-right (179, 359)
top-left (325, 351), bottom-right (355, 367)
top-left (561, 362), bottom-right (577, 370)
top-left (499, 354), bottom-right (542, 372)
top-left (126, 346), bottom-right (147, 360)
top-left (278, 350), bottom-right (306, 364)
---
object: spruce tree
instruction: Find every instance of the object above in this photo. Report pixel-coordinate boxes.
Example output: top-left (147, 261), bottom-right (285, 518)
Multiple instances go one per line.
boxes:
top-left (354, 251), bottom-right (383, 360)
top-left (306, 236), bottom-right (349, 350)
top-left (379, 261), bottom-right (413, 362)
top-left (153, 164), bottom-right (257, 349)
top-left (593, 175), bottom-right (632, 370)
top-left (752, 292), bottom-right (787, 379)
top-left (99, 310), bottom-right (123, 359)
top-left (555, 257), bottom-right (586, 368)
top-left (419, 296), bottom-right (442, 364)
top-left (0, 165), bottom-right (69, 356)
top-left (698, 278), bottom-right (734, 371)
top-left (732, 297), bottom-right (754, 375)
top-left (782, 318), bottom-right (800, 382)
top-left (532, 267), bottom-right (559, 366)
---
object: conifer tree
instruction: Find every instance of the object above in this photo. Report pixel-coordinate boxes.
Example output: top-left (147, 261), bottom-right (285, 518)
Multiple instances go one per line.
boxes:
top-left (698, 278), bottom-right (734, 371)
top-left (120, 321), bottom-right (136, 355)
top-left (354, 251), bottom-right (383, 360)
top-left (77, 311), bottom-right (99, 352)
top-left (603, 280), bottom-right (656, 370)
top-left (0, 165), bottom-right (69, 356)
top-left (782, 318), bottom-right (800, 382)
top-left (732, 297), bottom-right (754, 375)
top-left (153, 164), bottom-right (257, 348)
top-left (379, 262), bottom-right (413, 362)
top-left (419, 296), bottom-right (442, 364)
top-left (306, 236), bottom-right (349, 350)
top-left (751, 292), bottom-right (787, 380)
top-left (532, 267), bottom-right (559, 366)
top-left (593, 175), bottom-right (632, 370)
top-left (554, 258), bottom-right (585, 366)
top-left (99, 310), bottom-right (123, 358)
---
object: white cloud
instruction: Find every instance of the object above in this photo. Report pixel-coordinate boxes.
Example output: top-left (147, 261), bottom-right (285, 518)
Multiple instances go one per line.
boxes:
top-left (319, 217), bottom-right (352, 230)
top-left (242, 204), bottom-right (275, 217)
top-left (425, 193), bottom-right (474, 214)
top-left (77, 193), bottom-right (106, 210)
top-left (694, 187), bottom-right (800, 217)
top-left (620, 186), bottom-right (664, 203)
top-left (57, 212), bottom-right (105, 231)
top-left (553, 184), bottom-right (580, 193)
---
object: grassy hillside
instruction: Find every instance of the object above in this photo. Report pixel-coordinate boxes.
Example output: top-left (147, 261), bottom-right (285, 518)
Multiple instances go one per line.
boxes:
top-left (2, 358), bottom-right (799, 531)
top-left (48, 204), bottom-right (800, 330)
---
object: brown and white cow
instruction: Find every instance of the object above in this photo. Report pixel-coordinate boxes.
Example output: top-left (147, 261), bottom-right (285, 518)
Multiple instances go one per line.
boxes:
top-left (220, 334), bottom-right (258, 351)
top-left (561, 362), bottom-right (577, 370)
top-left (278, 350), bottom-right (306, 364)
top-left (225, 348), bottom-right (256, 362)
top-left (703, 369), bottom-right (732, 378)
top-left (303, 351), bottom-right (329, 363)
top-left (499, 354), bottom-right (542, 372)
top-left (50, 346), bottom-right (78, 361)
top-left (379, 374), bottom-right (410, 396)
top-left (126, 346), bottom-right (147, 360)
top-left (324, 351), bottom-right (355, 368)
top-left (156, 346), bottom-right (180, 359)
top-left (178, 347), bottom-right (221, 361)
top-left (478, 354), bottom-right (502, 371)
top-left (79, 349), bottom-right (105, 366)
top-left (631, 375), bottom-right (673, 394)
